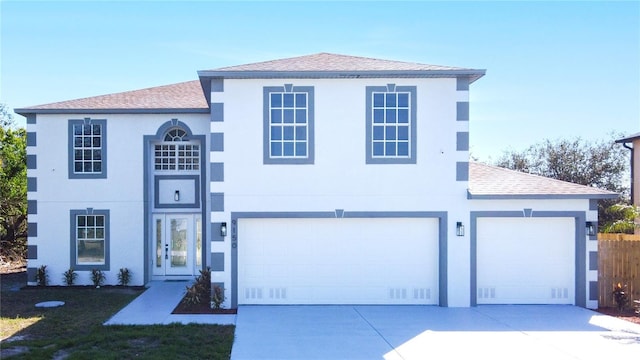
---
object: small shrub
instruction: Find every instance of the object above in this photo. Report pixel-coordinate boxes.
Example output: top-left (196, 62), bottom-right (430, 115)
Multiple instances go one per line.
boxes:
top-left (211, 285), bottom-right (225, 310)
top-left (91, 269), bottom-right (106, 287)
top-left (612, 282), bottom-right (629, 312)
top-left (183, 284), bottom-right (202, 305)
top-left (117, 267), bottom-right (131, 286)
top-left (182, 267), bottom-right (211, 306)
top-left (63, 268), bottom-right (77, 286)
top-left (35, 265), bottom-right (48, 286)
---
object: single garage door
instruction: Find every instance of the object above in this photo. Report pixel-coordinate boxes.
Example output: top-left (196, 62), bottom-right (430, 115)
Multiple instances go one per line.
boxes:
top-left (238, 217), bottom-right (439, 305)
top-left (476, 217), bottom-right (575, 304)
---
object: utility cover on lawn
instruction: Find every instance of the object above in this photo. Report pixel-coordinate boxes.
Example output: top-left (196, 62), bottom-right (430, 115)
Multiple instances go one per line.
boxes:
top-left (35, 301), bottom-right (65, 308)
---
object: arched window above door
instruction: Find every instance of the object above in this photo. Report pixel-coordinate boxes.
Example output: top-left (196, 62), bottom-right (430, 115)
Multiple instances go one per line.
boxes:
top-left (164, 128), bottom-right (188, 142)
top-left (154, 125), bottom-right (200, 171)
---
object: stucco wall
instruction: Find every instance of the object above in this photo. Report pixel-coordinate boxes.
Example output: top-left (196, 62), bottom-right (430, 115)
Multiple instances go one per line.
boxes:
top-left (27, 113), bottom-right (209, 285)
top-left (210, 77), bottom-right (472, 306)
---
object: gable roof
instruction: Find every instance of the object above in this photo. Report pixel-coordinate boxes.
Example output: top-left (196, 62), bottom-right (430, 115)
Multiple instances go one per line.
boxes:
top-left (468, 162), bottom-right (618, 199)
top-left (15, 80), bottom-right (209, 115)
top-left (198, 53), bottom-right (485, 81)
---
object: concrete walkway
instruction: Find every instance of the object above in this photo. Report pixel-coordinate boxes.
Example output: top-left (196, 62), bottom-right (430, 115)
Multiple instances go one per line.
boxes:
top-left (104, 281), bottom-right (236, 326)
top-left (231, 305), bottom-right (640, 360)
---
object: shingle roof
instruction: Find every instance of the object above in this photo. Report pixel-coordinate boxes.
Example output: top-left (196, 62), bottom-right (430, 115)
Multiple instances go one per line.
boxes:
top-left (210, 52), bottom-right (470, 72)
top-left (468, 162), bottom-right (618, 199)
top-left (198, 52), bottom-right (485, 82)
top-left (16, 53), bottom-right (485, 115)
top-left (15, 80), bottom-right (208, 114)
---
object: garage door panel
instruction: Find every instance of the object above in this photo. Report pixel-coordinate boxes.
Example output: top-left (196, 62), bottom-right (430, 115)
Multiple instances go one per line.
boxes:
top-left (239, 218), bottom-right (439, 305)
top-left (477, 217), bottom-right (575, 305)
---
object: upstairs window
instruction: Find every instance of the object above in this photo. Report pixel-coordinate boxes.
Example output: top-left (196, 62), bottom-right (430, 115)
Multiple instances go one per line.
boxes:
top-left (263, 85), bottom-right (315, 164)
top-left (68, 119), bottom-right (107, 178)
top-left (366, 85), bottom-right (417, 164)
top-left (154, 127), bottom-right (200, 171)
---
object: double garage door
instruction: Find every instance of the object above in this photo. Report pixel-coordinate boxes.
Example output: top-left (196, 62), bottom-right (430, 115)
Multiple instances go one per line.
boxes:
top-left (237, 216), bottom-right (577, 305)
top-left (238, 218), bottom-right (440, 305)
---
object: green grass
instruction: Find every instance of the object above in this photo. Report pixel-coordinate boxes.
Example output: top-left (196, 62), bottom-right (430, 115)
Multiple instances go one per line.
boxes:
top-left (1, 281), bottom-right (234, 359)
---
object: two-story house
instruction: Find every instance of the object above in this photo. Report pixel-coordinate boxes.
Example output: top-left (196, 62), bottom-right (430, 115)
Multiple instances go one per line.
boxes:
top-left (16, 53), bottom-right (616, 309)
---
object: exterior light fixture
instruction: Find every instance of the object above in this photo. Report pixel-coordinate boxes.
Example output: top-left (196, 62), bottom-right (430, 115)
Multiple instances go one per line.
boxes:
top-left (586, 221), bottom-right (596, 236)
top-left (174, 190), bottom-right (180, 202)
top-left (456, 222), bottom-right (464, 237)
top-left (220, 222), bottom-right (227, 237)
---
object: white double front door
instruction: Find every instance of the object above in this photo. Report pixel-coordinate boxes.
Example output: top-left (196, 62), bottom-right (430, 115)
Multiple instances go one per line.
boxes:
top-left (152, 214), bottom-right (201, 277)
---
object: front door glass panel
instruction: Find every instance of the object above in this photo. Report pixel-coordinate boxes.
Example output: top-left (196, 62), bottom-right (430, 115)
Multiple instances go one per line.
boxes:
top-left (155, 218), bottom-right (163, 268)
top-left (170, 218), bottom-right (188, 268)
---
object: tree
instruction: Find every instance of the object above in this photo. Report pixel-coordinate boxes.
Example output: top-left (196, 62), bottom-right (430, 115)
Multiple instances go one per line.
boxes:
top-left (494, 135), bottom-right (630, 229)
top-left (599, 204), bottom-right (640, 233)
top-left (0, 104), bottom-right (27, 265)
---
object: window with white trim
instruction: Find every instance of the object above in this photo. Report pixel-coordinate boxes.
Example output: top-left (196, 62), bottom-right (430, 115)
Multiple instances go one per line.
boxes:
top-left (154, 127), bottom-right (200, 171)
top-left (366, 85), bottom-right (417, 164)
top-left (263, 85), bottom-right (314, 164)
top-left (71, 209), bottom-right (110, 270)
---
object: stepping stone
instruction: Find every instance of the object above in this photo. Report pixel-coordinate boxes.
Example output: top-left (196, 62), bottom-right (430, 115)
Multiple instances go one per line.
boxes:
top-left (35, 301), bottom-right (65, 308)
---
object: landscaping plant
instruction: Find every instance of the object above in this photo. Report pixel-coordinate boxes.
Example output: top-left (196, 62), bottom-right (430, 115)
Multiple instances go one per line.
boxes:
top-left (612, 282), bottom-right (629, 312)
top-left (35, 265), bottom-right (48, 286)
top-left (117, 267), bottom-right (131, 286)
top-left (91, 268), bottom-right (105, 287)
top-left (183, 267), bottom-right (211, 306)
top-left (211, 285), bottom-right (225, 310)
top-left (63, 268), bottom-right (77, 286)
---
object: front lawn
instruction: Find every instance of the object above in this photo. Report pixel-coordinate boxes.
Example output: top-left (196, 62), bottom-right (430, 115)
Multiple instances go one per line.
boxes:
top-left (0, 272), bottom-right (234, 359)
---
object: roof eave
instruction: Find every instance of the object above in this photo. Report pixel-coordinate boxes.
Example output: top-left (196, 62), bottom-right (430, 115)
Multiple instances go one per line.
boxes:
top-left (197, 69), bottom-right (486, 83)
top-left (14, 108), bottom-right (210, 116)
top-left (615, 132), bottom-right (640, 143)
top-left (467, 191), bottom-right (619, 200)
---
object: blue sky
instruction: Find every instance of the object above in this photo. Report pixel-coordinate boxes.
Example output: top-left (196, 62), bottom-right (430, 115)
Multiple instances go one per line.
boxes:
top-left (1, 0), bottom-right (638, 160)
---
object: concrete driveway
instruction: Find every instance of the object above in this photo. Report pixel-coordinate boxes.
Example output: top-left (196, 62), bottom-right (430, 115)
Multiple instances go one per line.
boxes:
top-left (231, 305), bottom-right (640, 360)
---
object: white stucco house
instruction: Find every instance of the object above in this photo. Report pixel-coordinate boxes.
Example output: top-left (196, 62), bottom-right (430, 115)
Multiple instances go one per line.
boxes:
top-left (16, 53), bottom-right (616, 309)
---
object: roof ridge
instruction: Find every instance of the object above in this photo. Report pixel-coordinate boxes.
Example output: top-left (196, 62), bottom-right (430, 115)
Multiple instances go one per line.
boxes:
top-left (206, 52), bottom-right (479, 73)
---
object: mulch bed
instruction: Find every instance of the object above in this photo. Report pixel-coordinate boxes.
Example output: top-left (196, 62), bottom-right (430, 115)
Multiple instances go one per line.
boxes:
top-left (172, 300), bottom-right (236, 314)
top-left (596, 307), bottom-right (640, 325)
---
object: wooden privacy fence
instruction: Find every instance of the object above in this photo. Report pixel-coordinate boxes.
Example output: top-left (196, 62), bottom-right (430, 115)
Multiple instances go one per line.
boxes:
top-left (598, 233), bottom-right (640, 308)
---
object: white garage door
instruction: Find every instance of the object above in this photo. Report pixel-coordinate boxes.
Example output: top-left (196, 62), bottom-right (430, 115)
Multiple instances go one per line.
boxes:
top-left (238, 218), bottom-right (439, 305)
top-left (477, 217), bottom-right (575, 304)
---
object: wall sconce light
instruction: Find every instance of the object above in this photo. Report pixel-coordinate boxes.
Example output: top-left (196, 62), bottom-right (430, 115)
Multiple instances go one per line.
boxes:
top-left (174, 190), bottom-right (180, 202)
top-left (220, 222), bottom-right (227, 237)
top-left (586, 221), bottom-right (596, 236)
top-left (456, 222), bottom-right (465, 237)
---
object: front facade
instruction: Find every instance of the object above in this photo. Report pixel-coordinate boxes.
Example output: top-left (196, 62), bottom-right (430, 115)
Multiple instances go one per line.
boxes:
top-left (17, 53), bottom-right (616, 309)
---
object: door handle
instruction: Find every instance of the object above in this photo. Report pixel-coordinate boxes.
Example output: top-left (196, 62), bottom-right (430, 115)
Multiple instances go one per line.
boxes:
top-left (165, 244), bottom-right (169, 260)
